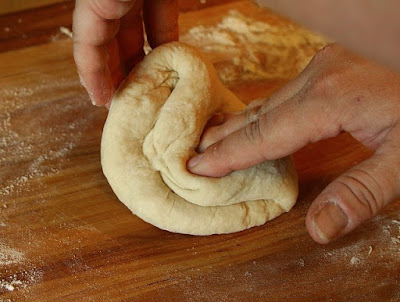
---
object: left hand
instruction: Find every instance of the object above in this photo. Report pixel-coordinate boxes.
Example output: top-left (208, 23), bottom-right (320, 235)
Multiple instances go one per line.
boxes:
top-left (187, 44), bottom-right (400, 244)
top-left (72, 0), bottom-right (179, 107)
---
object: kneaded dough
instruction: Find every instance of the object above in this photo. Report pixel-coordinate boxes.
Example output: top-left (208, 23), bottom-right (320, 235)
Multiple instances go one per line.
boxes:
top-left (101, 42), bottom-right (298, 235)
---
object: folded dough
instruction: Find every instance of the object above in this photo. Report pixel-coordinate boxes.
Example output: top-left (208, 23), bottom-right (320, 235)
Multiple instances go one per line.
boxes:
top-left (101, 42), bottom-right (298, 235)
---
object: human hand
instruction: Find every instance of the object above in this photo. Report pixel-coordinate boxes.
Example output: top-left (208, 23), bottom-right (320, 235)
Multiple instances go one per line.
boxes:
top-left (188, 44), bottom-right (400, 244)
top-left (73, 0), bottom-right (178, 107)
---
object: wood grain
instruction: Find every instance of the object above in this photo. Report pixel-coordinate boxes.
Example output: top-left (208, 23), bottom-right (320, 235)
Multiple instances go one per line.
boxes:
top-left (0, 1), bottom-right (74, 53)
top-left (0, 0), bottom-right (68, 15)
top-left (0, 0), bottom-right (242, 53)
top-left (1, 2), bottom-right (399, 301)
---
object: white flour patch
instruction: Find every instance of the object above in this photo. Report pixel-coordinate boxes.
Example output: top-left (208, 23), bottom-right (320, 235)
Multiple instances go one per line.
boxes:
top-left (349, 256), bottom-right (361, 265)
top-left (0, 243), bottom-right (25, 265)
top-left (59, 26), bottom-right (73, 39)
top-left (0, 278), bottom-right (23, 292)
top-left (0, 76), bottom-right (88, 198)
top-left (322, 215), bottom-right (400, 267)
top-left (0, 269), bottom-right (44, 292)
top-left (181, 10), bottom-right (327, 83)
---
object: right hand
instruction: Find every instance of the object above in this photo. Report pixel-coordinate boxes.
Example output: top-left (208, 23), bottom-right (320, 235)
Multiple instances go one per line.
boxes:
top-left (188, 44), bottom-right (400, 244)
top-left (73, 0), bottom-right (179, 107)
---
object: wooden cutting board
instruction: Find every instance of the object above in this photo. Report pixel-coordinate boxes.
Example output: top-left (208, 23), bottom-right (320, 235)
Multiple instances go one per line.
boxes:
top-left (1, 2), bottom-right (399, 301)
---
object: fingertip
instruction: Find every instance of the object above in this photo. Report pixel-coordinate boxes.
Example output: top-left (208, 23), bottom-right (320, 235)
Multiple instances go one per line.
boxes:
top-left (78, 74), bottom-right (94, 105)
top-left (78, 73), bottom-right (99, 106)
top-left (187, 153), bottom-right (204, 170)
top-left (187, 153), bottom-right (219, 177)
top-left (75, 62), bottom-right (115, 106)
top-left (306, 207), bottom-right (332, 244)
top-left (90, 86), bottom-right (114, 107)
top-left (187, 144), bottom-right (234, 178)
top-left (82, 72), bottom-right (115, 106)
top-left (306, 198), bottom-right (349, 244)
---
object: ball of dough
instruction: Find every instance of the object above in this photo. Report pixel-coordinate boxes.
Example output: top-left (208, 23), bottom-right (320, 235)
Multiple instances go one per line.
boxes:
top-left (101, 42), bottom-right (298, 235)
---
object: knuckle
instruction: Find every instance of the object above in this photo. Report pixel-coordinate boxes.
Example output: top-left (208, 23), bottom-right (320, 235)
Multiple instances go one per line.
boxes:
top-left (312, 44), bottom-right (338, 63)
top-left (89, 0), bottom-right (132, 20)
top-left (338, 169), bottom-right (385, 218)
top-left (243, 118), bottom-right (263, 145)
top-left (244, 106), bottom-right (261, 124)
top-left (310, 71), bottom-right (341, 97)
top-left (308, 106), bottom-right (342, 142)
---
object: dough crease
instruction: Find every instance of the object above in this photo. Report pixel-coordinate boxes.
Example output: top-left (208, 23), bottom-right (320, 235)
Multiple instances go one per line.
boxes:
top-left (101, 42), bottom-right (298, 235)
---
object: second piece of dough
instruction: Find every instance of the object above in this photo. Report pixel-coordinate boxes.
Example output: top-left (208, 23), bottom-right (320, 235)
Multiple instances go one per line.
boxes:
top-left (101, 42), bottom-right (298, 235)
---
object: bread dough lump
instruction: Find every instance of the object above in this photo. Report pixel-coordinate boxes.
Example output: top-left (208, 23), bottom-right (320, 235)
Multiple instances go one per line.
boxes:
top-left (101, 42), bottom-right (298, 235)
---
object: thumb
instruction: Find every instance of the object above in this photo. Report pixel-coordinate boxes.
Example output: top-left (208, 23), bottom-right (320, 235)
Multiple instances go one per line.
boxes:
top-left (306, 147), bottom-right (400, 244)
top-left (187, 93), bottom-right (341, 177)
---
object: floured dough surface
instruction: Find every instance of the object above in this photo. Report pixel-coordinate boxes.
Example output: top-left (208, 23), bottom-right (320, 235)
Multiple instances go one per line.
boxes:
top-left (101, 42), bottom-right (298, 235)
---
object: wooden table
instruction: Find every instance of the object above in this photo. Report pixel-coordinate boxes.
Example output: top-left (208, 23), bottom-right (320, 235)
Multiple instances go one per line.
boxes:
top-left (1, 1), bottom-right (399, 301)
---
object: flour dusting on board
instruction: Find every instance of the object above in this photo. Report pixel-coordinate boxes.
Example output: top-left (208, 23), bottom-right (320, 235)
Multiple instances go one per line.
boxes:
top-left (322, 215), bottom-right (400, 265)
top-left (0, 243), bottom-right (25, 265)
top-left (171, 214), bottom-right (400, 301)
top-left (0, 269), bottom-right (44, 292)
top-left (0, 278), bottom-right (23, 292)
top-left (181, 10), bottom-right (327, 83)
top-left (0, 76), bottom-right (87, 198)
top-left (0, 73), bottom-right (92, 296)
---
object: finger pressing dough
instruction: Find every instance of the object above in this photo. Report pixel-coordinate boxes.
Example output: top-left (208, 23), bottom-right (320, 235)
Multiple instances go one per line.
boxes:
top-left (101, 42), bottom-right (298, 235)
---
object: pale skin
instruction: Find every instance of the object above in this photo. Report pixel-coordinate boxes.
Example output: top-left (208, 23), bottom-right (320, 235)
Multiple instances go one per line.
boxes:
top-left (72, 0), bottom-right (179, 107)
top-left (73, 0), bottom-right (400, 244)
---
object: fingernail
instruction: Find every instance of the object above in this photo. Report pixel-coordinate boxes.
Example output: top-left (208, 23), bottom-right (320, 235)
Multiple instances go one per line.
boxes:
top-left (78, 73), bottom-right (86, 88)
top-left (78, 74), bottom-right (98, 106)
top-left (313, 202), bottom-right (348, 243)
top-left (88, 91), bottom-right (98, 106)
top-left (187, 153), bottom-right (204, 169)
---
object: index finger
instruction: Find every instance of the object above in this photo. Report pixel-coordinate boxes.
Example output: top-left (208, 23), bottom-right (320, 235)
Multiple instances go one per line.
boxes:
top-left (72, 0), bottom-right (136, 105)
top-left (188, 92), bottom-right (342, 177)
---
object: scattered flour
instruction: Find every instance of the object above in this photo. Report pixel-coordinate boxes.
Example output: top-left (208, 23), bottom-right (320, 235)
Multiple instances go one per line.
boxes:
top-left (322, 216), bottom-right (400, 265)
top-left (384, 217), bottom-right (400, 246)
top-left (0, 47), bottom-right (96, 298)
top-left (0, 278), bottom-right (23, 292)
top-left (0, 76), bottom-right (87, 198)
top-left (0, 243), bottom-right (25, 265)
top-left (172, 214), bottom-right (400, 301)
top-left (181, 10), bottom-right (327, 83)
top-left (0, 269), bottom-right (44, 292)
top-left (391, 237), bottom-right (400, 244)
top-left (51, 27), bottom-right (73, 42)
top-left (0, 6), bottom-right (398, 301)
top-left (349, 256), bottom-right (361, 265)
top-left (59, 26), bottom-right (73, 39)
